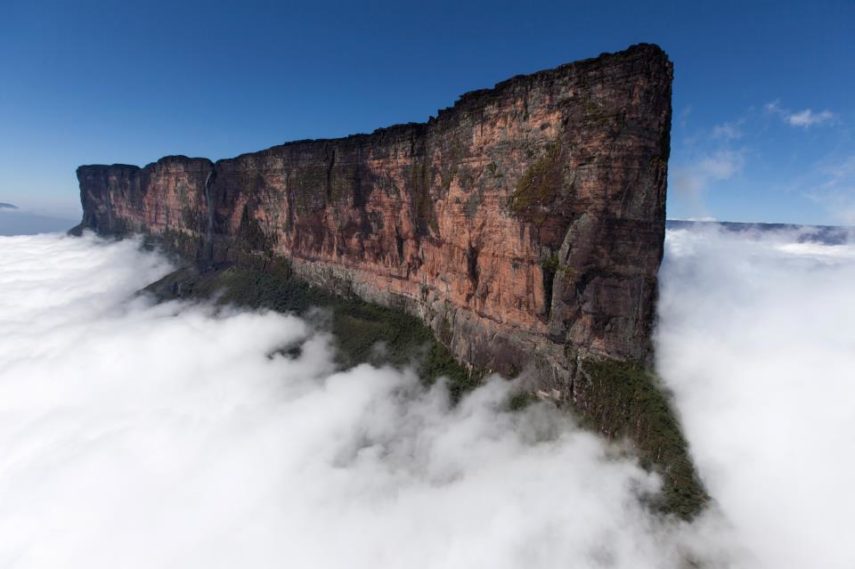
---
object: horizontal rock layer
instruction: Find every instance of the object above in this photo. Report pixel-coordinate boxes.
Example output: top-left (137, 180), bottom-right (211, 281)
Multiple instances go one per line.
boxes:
top-left (75, 43), bottom-right (672, 392)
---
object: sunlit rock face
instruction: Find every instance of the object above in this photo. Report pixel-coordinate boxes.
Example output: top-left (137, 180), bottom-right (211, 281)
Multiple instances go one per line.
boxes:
top-left (74, 44), bottom-right (672, 393)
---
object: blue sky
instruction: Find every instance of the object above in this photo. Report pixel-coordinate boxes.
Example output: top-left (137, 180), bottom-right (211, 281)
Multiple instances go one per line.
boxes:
top-left (1, 0), bottom-right (852, 225)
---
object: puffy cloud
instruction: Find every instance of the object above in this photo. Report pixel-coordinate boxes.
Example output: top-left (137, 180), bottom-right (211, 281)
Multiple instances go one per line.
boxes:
top-left (786, 109), bottom-right (835, 127)
top-left (657, 226), bottom-right (855, 569)
top-left (765, 100), bottom-right (836, 128)
top-left (2, 229), bottom-right (854, 568)
top-left (0, 233), bottom-right (719, 569)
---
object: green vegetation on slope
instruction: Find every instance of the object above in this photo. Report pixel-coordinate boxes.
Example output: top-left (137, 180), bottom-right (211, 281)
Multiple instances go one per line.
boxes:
top-left (143, 259), bottom-right (480, 401)
top-left (508, 141), bottom-right (563, 225)
top-left (144, 256), bottom-right (706, 519)
top-left (578, 359), bottom-right (708, 518)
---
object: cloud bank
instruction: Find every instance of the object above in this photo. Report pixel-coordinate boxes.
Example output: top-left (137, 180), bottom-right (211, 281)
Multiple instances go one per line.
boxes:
top-left (657, 226), bottom-right (855, 569)
top-left (0, 234), bottom-right (711, 569)
top-left (1, 228), bottom-right (853, 568)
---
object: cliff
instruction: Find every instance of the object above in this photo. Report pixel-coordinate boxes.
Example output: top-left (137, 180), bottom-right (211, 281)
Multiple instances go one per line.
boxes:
top-left (74, 44), bottom-right (702, 516)
top-left (76, 43), bottom-right (670, 382)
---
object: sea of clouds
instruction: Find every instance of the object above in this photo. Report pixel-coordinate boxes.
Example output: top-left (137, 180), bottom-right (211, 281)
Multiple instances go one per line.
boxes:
top-left (657, 226), bottom-right (855, 569)
top-left (0, 228), bottom-right (852, 568)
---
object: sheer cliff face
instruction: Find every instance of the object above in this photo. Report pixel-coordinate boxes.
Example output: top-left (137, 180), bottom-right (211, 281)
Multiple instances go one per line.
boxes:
top-left (76, 44), bottom-right (672, 388)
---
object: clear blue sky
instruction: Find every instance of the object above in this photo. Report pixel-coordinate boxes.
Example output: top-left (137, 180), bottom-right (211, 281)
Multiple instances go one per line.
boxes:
top-left (1, 0), bottom-right (852, 225)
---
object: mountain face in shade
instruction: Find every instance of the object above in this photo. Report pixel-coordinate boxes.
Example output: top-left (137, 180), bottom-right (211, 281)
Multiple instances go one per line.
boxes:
top-left (74, 43), bottom-right (672, 388)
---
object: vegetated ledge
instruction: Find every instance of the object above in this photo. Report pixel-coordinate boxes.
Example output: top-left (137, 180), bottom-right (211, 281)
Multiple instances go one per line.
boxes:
top-left (73, 43), bottom-right (707, 518)
top-left (142, 256), bottom-right (480, 403)
top-left (139, 248), bottom-right (707, 519)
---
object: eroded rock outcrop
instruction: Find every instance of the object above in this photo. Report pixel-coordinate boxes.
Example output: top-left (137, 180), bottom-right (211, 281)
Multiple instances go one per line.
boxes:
top-left (76, 44), bottom-right (671, 394)
top-left (75, 44), bottom-right (706, 517)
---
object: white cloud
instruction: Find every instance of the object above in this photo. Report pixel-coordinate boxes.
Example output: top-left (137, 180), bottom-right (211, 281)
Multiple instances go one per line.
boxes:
top-left (711, 122), bottom-right (742, 140)
top-left (765, 100), bottom-right (836, 128)
top-left (764, 101), bottom-right (780, 113)
top-left (657, 226), bottom-right (855, 569)
top-left (0, 233), bottom-right (727, 569)
top-left (671, 150), bottom-right (744, 218)
top-left (698, 150), bottom-right (743, 180)
top-left (3, 230), bottom-right (855, 568)
top-left (786, 109), bottom-right (835, 127)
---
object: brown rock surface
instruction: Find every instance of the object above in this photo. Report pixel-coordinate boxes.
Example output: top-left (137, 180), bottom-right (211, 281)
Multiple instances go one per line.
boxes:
top-left (75, 43), bottom-right (672, 395)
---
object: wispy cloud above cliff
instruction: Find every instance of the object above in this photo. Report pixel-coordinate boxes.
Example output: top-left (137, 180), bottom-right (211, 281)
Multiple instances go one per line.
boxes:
top-left (669, 95), bottom-right (851, 224)
top-left (671, 149), bottom-right (744, 218)
top-left (1, 230), bottom-right (854, 568)
top-left (711, 121), bottom-right (743, 140)
top-left (765, 100), bottom-right (836, 128)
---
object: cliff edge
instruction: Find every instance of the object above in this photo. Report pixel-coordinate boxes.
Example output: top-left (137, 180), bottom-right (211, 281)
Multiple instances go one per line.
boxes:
top-left (75, 44), bottom-right (704, 516)
top-left (76, 43), bottom-right (669, 382)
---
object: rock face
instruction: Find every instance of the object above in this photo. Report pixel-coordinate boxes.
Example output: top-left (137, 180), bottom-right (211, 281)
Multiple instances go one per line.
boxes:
top-left (76, 44), bottom-right (672, 394)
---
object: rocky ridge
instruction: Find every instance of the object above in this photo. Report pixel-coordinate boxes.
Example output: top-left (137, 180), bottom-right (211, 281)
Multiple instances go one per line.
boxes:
top-left (75, 44), bottom-right (705, 516)
top-left (77, 44), bottom-right (670, 386)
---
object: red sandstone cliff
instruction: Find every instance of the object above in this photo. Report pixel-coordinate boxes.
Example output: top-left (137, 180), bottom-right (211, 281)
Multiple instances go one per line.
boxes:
top-left (75, 44), bottom-right (672, 392)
